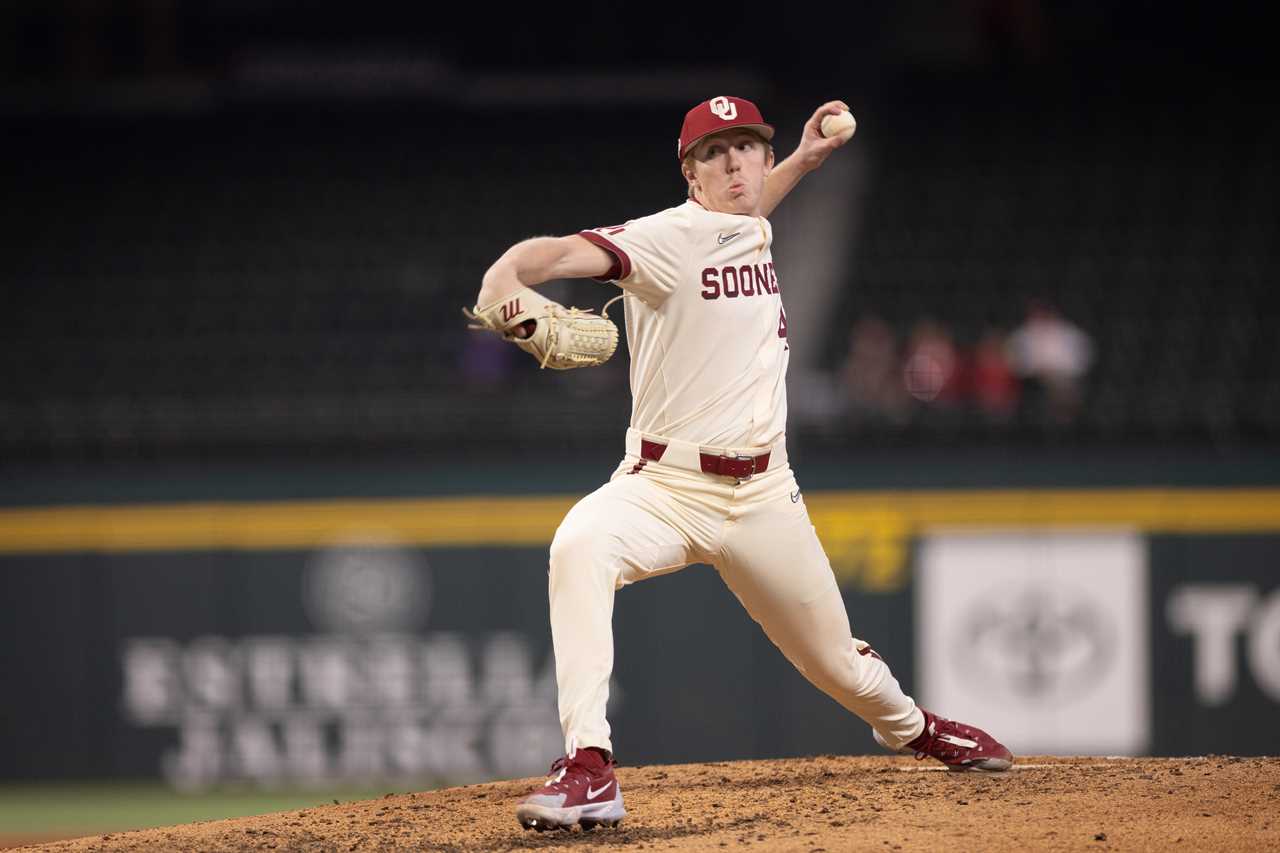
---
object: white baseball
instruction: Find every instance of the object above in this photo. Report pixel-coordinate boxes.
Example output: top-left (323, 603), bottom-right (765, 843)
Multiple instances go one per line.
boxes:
top-left (820, 110), bottom-right (857, 143)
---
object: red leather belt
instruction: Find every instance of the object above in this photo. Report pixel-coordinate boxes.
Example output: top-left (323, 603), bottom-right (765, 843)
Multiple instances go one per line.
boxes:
top-left (640, 439), bottom-right (771, 482)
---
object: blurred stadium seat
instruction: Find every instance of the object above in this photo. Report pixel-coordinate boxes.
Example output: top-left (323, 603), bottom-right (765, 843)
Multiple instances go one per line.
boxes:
top-left (3, 77), bottom-right (1276, 463)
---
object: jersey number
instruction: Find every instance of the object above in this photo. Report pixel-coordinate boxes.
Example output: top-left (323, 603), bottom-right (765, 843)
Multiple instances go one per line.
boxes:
top-left (778, 307), bottom-right (788, 340)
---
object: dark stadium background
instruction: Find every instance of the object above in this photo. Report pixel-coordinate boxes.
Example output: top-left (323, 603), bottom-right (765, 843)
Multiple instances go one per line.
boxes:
top-left (1, 2), bottom-right (1276, 843)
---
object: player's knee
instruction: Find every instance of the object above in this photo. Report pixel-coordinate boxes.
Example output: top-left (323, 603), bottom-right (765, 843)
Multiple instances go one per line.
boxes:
top-left (549, 519), bottom-right (618, 584)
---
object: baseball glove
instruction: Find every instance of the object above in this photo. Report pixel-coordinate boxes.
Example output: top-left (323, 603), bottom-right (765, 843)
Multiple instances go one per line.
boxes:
top-left (463, 286), bottom-right (621, 370)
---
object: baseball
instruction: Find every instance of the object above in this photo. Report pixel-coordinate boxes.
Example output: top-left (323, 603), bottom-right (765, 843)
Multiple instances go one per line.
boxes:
top-left (820, 110), bottom-right (857, 143)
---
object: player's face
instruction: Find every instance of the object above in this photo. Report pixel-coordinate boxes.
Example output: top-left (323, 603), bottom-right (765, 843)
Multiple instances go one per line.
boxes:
top-left (684, 130), bottom-right (774, 216)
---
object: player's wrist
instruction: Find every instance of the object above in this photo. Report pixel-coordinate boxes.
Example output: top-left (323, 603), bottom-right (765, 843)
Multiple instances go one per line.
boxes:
top-left (476, 274), bottom-right (521, 311)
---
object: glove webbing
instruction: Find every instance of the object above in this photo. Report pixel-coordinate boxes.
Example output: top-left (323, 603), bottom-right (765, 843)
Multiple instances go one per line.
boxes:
top-left (536, 293), bottom-right (625, 369)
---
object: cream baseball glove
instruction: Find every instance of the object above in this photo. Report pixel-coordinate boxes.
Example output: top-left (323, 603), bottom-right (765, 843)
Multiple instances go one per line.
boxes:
top-left (463, 286), bottom-right (621, 370)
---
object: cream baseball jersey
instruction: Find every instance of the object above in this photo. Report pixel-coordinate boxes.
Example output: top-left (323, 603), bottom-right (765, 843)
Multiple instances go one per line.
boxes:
top-left (578, 199), bottom-right (789, 449)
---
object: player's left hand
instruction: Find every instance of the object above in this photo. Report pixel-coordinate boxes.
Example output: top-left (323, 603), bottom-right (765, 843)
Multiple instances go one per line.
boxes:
top-left (792, 101), bottom-right (853, 173)
top-left (464, 286), bottom-right (620, 370)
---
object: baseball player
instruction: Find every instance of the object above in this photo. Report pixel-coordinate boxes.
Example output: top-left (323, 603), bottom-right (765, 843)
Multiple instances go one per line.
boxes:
top-left (468, 96), bottom-right (1013, 833)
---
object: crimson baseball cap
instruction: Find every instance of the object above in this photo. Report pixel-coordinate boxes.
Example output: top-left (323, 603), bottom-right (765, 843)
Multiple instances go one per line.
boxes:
top-left (678, 96), bottom-right (775, 160)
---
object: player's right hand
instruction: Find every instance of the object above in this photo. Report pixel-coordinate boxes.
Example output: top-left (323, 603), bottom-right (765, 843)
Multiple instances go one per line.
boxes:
top-left (794, 100), bottom-right (852, 172)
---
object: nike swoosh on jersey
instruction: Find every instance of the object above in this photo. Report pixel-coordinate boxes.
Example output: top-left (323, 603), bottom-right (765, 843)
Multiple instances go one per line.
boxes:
top-left (790, 489), bottom-right (801, 503)
top-left (717, 232), bottom-right (742, 245)
top-left (586, 781), bottom-right (614, 800)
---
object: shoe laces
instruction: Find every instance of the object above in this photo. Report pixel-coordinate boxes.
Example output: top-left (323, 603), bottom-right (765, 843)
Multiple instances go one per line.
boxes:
top-left (542, 750), bottom-right (606, 789)
top-left (544, 756), bottom-right (569, 785)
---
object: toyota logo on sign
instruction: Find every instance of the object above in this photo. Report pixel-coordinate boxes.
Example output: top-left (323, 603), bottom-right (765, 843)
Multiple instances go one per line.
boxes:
top-left (957, 585), bottom-right (1114, 704)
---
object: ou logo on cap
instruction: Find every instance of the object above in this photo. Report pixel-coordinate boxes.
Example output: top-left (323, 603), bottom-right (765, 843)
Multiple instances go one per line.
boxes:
top-left (709, 96), bottom-right (737, 121)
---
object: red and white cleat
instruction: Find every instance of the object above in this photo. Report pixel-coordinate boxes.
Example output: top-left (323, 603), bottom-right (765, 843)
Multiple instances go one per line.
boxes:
top-left (877, 709), bottom-right (1014, 772)
top-left (516, 747), bottom-right (626, 832)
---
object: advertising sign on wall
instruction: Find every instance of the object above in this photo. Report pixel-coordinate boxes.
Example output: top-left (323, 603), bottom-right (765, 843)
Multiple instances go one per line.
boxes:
top-left (1, 537), bottom-right (912, 787)
top-left (916, 531), bottom-right (1149, 756)
top-left (118, 537), bottom-right (573, 789)
top-left (1151, 534), bottom-right (1280, 755)
top-left (6, 488), bottom-right (1279, 784)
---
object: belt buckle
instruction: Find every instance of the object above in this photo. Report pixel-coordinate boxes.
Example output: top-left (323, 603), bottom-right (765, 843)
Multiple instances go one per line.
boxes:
top-left (723, 452), bottom-right (756, 484)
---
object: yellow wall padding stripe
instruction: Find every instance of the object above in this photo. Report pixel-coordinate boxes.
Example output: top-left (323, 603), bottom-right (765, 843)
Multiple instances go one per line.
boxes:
top-left (0, 489), bottom-right (1278, 554)
top-left (804, 489), bottom-right (1280, 534)
top-left (0, 496), bottom-right (576, 553)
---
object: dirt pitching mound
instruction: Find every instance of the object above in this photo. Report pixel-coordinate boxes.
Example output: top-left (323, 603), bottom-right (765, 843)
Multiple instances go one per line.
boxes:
top-left (16, 755), bottom-right (1280, 852)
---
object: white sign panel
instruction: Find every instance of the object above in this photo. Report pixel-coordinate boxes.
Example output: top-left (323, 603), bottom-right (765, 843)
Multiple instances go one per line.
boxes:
top-left (917, 531), bottom-right (1148, 755)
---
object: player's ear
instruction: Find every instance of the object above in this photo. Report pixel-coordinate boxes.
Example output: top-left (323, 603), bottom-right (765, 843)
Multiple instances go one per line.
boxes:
top-left (681, 159), bottom-right (698, 193)
top-left (764, 144), bottom-right (775, 175)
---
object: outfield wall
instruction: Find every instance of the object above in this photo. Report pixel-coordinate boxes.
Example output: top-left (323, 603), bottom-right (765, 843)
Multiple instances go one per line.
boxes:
top-left (3, 482), bottom-right (1278, 788)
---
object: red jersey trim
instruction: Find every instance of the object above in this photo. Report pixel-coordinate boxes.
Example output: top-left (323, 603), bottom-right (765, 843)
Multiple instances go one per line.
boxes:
top-left (577, 230), bottom-right (633, 282)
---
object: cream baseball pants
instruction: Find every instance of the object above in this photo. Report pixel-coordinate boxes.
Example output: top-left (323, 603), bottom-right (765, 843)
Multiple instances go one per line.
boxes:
top-left (547, 430), bottom-right (924, 756)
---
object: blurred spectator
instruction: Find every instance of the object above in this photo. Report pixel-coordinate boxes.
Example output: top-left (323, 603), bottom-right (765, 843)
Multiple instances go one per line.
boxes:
top-left (840, 315), bottom-right (910, 425)
top-left (968, 327), bottom-right (1020, 423)
top-left (1006, 301), bottom-right (1093, 426)
top-left (902, 318), bottom-right (961, 406)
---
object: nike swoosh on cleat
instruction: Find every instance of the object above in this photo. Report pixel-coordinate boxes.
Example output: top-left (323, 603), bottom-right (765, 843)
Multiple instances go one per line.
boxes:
top-left (586, 781), bottom-right (614, 800)
top-left (717, 232), bottom-right (741, 245)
